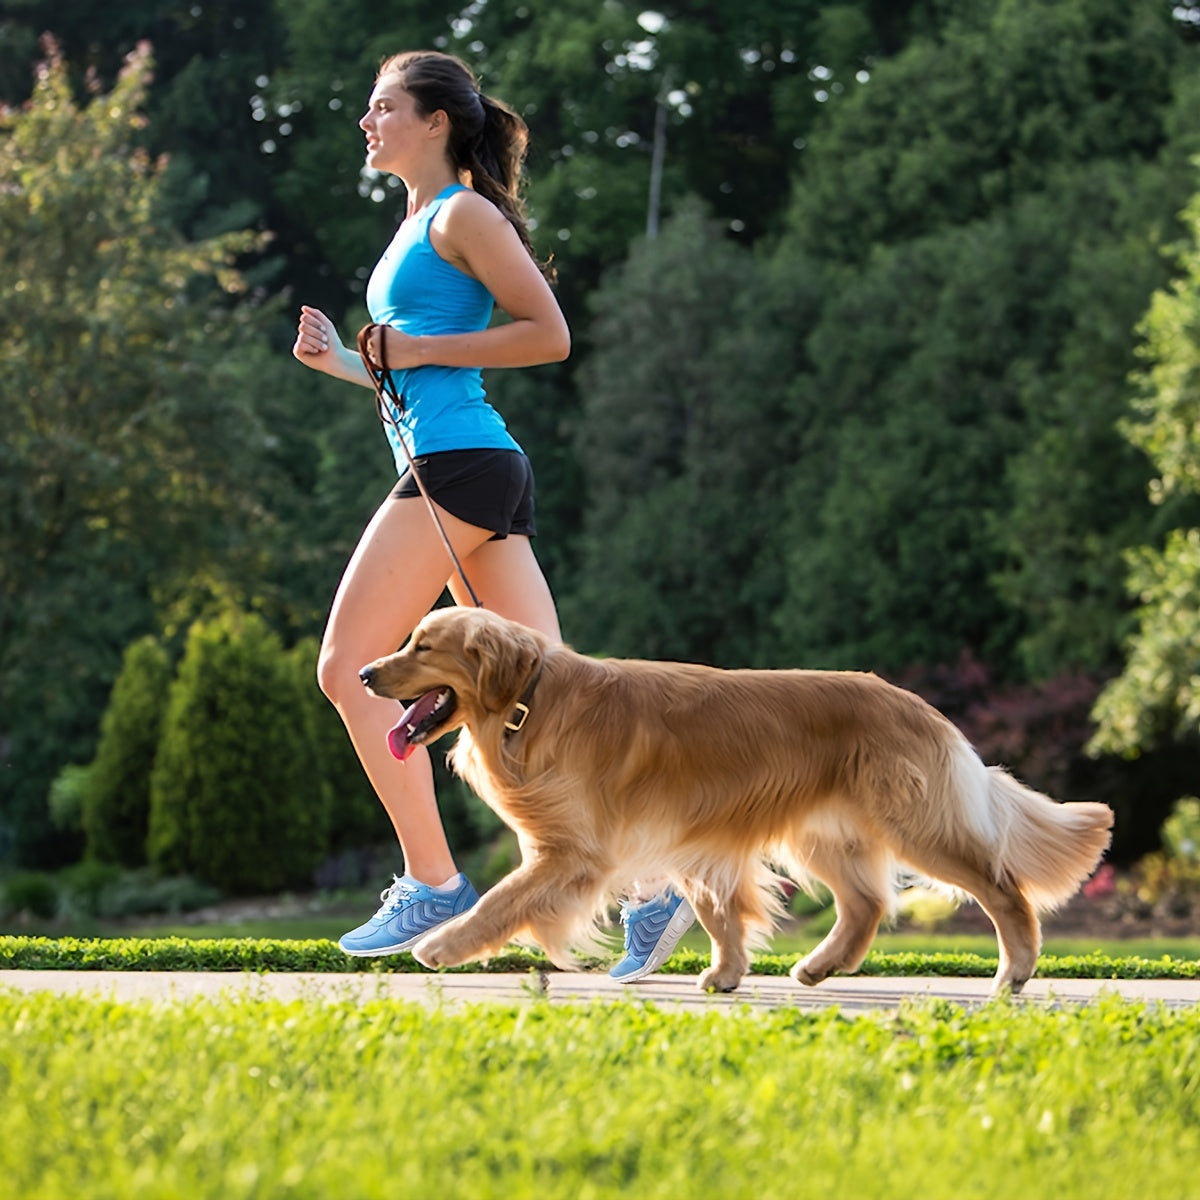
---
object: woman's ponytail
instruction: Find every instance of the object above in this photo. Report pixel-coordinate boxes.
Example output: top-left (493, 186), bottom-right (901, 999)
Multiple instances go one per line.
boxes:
top-left (378, 50), bottom-right (555, 282)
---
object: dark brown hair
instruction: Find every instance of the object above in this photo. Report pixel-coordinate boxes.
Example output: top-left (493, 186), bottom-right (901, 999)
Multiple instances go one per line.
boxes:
top-left (379, 50), bottom-right (553, 281)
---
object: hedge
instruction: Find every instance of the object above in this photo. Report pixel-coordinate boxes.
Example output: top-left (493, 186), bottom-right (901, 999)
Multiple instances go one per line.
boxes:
top-left (1, 936), bottom-right (1197, 979)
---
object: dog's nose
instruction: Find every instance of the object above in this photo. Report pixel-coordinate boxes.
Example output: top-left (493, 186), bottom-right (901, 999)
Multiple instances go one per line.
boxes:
top-left (359, 666), bottom-right (376, 688)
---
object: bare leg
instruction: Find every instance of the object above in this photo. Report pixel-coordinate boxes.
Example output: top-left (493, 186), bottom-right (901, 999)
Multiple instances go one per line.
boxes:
top-left (447, 534), bottom-right (561, 641)
top-left (318, 492), bottom-right (495, 884)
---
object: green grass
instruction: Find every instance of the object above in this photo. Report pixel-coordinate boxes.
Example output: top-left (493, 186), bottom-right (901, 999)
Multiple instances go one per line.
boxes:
top-left (2, 989), bottom-right (1198, 1199)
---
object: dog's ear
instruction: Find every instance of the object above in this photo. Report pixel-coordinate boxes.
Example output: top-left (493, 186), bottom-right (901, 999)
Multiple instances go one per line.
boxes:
top-left (464, 617), bottom-right (542, 715)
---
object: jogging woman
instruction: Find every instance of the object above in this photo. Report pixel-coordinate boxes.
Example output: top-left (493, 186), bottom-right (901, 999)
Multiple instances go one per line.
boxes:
top-left (293, 50), bottom-right (691, 974)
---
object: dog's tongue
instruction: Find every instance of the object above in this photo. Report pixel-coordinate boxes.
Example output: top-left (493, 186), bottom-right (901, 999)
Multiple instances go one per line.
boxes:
top-left (386, 690), bottom-right (445, 762)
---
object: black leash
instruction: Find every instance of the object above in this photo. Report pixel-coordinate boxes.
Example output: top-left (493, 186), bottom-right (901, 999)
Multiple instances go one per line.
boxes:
top-left (357, 323), bottom-right (483, 609)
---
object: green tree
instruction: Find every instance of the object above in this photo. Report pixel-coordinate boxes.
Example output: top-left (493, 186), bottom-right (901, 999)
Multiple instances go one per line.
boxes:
top-left (767, 0), bottom-right (1197, 676)
top-left (286, 637), bottom-right (384, 855)
top-left (564, 201), bottom-right (816, 666)
top-left (148, 610), bottom-right (329, 893)
top-left (788, 0), bottom-right (1183, 265)
top-left (82, 636), bottom-right (173, 867)
top-left (0, 43), bottom-right (299, 865)
top-left (1091, 178), bottom-right (1200, 756)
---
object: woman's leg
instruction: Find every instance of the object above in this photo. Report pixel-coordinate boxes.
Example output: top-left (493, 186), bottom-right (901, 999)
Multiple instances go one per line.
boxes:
top-left (447, 534), bottom-right (561, 640)
top-left (318, 489), bottom-right (495, 885)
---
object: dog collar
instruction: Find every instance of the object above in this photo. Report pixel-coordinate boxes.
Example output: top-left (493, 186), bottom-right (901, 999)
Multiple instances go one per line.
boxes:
top-left (504, 664), bottom-right (543, 736)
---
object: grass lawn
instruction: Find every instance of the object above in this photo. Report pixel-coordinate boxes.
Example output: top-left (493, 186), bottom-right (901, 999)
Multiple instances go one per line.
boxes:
top-left (3, 989), bottom-right (1198, 1199)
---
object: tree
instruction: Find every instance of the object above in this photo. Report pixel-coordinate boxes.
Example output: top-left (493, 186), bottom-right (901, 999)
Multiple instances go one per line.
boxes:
top-left (148, 610), bottom-right (329, 893)
top-left (82, 636), bottom-right (173, 867)
top-left (1091, 177), bottom-right (1200, 756)
top-left (787, 0), bottom-right (1183, 265)
top-left (564, 201), bottom-right (816, 666)
top-left (0, 43), bottom-right (296, 865)
top-left (766, 0), bottom-right (1198, 677)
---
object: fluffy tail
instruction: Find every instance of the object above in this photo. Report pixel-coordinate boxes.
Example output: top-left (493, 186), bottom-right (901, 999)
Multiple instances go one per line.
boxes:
top-left (986, 768), bottom-right (1113, 911)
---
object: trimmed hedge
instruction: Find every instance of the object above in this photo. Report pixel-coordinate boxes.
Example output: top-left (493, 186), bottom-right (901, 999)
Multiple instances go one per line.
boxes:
top-left (2, 936), bottom-right (1197, 979)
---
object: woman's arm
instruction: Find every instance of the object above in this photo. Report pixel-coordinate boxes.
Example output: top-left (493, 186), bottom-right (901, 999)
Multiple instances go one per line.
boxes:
top-left (292, 306), bottom-right (378, 387)
top-left (369, 190), bottom-right (571, 371)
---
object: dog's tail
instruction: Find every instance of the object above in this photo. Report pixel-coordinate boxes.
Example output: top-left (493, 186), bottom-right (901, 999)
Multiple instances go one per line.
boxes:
top-left (978, 765), bottom-right (1113, 911)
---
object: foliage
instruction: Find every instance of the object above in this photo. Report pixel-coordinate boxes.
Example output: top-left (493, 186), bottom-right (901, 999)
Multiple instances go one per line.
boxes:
top-left (565, 200), bottom-right (813, 665)
top-left (2, 935), bottom-right (1198, 981)
top-left (0, 42), bottom-right (297, 866)
top-left (773, 1), bottom-right (1195, 675)
top-left (788, 0), bottom-right (1182, 265)
top-left (1091, 178), bottom-right (1200, 754)
top-left (1124, 796), bottom-right (1200, 917)
top-left (0, 874), bottom-right (59, 921)
top-left (284, 638), bottom-right (383, 855)
top-left (147, 609), bottom-right (329, 893)
top-left (79, 636), bottom-right (173, 867)
top-left (2, 1), bottom-right (1200, 877)
top-left (3, 992), bottom-right (1200, 1198)
top-left (46, 764), bottom-right (92, 838)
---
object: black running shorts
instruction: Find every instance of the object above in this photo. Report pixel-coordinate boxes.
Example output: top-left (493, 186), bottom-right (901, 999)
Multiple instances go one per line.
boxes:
top-left (390, 448), bottom-right (537, 540)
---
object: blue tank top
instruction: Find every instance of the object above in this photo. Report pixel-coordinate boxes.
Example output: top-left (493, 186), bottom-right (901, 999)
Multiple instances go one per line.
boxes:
top-left (365, 183), bottom-right (522, 464)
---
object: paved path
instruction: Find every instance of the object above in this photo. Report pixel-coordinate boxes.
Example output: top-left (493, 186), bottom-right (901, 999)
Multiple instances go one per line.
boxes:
top-left (3, 970), bottom-right (1196, 1011)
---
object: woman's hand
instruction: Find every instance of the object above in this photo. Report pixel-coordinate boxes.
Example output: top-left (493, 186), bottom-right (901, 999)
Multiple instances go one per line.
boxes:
top-left (293, 305), bottom-right (339, 366)
top-left (364, 324), bottom-right (424, 371)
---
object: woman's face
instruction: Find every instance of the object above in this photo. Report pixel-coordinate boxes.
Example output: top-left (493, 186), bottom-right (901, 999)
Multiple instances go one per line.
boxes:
top-left (359, 74), bottom-right (435, 175)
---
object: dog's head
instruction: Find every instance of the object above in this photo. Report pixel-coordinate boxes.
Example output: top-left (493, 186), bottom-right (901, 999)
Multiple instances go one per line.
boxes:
top-left (359, 607), bottom-right (546, 761)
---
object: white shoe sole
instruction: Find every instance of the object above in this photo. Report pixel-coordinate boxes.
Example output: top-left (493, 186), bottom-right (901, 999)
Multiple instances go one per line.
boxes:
top-left (338, 934), bottom-right (425, 957)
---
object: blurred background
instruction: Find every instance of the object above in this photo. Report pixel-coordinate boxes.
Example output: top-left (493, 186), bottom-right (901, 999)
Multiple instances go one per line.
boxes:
top-left (2, 0), bottom-right (1199, 934)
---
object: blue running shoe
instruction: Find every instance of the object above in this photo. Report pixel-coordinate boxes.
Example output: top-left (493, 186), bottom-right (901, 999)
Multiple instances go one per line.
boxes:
top-left (338, 873), bottom-right (478, 957)
top-left (609, 889), bottom-right (696, 982)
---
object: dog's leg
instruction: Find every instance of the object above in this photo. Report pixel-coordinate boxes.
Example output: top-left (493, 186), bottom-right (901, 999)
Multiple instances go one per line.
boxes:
top-left (909, 855), bottom-right (1041, 995)
top-left (412, 858), bottom-right (601, 970)
top-left (690, 884), bottom-right (753, 993)
top-left (789, 842), bottom-right (891, 987)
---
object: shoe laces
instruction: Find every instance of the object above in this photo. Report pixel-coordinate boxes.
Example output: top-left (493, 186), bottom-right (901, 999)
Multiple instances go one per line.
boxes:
top-left (375, 875), bottom-right (419, 916)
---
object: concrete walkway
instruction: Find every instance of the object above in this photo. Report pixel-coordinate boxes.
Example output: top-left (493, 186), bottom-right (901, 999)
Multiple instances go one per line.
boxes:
top-left (3, 970), bottom-right (1196, 1011)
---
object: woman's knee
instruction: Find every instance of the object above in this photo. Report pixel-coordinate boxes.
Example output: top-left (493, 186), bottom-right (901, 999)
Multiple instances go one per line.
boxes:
top-left (317, 640), bottom-right (364, 707)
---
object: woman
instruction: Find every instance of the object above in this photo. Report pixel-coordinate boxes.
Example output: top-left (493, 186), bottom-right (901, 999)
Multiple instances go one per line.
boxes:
top-left (293, 50), bottom-right (691, 975)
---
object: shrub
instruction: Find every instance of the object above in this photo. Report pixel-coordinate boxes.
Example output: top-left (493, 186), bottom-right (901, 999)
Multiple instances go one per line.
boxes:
top-left (1130, 796), bottom-right (1200, 917)
top-left (286, 638), bottom-right (385, 855)
top-left (55, 860), bottom-right (122, 918)
top-left (81, 636), bottom-right (173, 867)
top-left (147, 609), bottom-right (329, 894)
top-left (47, 763), bottom-right (93, 835)
top-left (1, 871), bottom-right (59, 920)
top-left (93, 870), bottom-right (222, 918)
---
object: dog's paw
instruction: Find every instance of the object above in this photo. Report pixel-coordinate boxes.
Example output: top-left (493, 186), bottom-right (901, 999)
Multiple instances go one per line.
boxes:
top-left (411, 922), bottom-right (473, 970)
top-left (790, 957), bottom-right (830, 987)
top-left (698, 965), bottom-right (743, 993)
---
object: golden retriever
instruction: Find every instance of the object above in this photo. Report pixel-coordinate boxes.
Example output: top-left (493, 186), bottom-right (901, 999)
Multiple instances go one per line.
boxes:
top-left (359, 607), bottom-right (1113, 994)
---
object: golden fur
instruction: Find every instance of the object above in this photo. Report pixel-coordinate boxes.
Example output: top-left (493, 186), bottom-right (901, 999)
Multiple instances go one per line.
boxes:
top-left (360, 607), bottom-right (1113, 994)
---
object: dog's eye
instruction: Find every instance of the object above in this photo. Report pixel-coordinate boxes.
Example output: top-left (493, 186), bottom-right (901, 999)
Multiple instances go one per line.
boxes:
top-left (414, 643), bottom-right (432, 654)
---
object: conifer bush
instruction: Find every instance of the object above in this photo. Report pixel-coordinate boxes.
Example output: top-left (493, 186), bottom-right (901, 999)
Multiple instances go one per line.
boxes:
top-left (81, 636), bottom-right (172, 867)
top-left (286, 637), bottom-right (386, 856)
top-left (147, 610), bottom-right (329, 893)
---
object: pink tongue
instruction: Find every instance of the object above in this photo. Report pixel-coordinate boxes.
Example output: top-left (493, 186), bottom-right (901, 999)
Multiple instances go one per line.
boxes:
top-left (386, 721), bottom-right (416, 762)
top-left (385, 690), bottom-right (444, 762)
